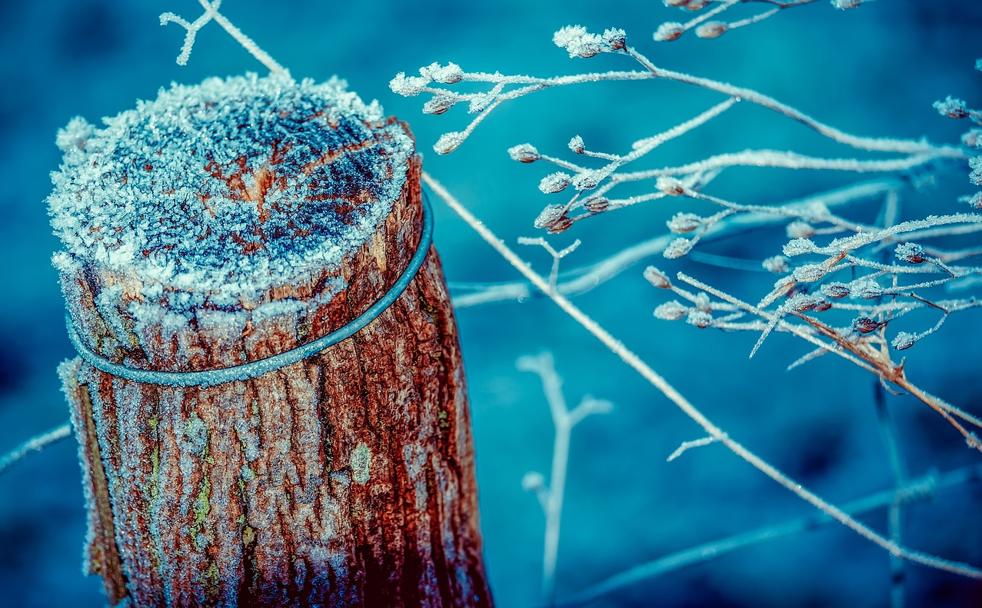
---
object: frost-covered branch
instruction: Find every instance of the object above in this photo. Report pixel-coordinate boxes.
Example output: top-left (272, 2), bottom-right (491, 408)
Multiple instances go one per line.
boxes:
top-left (559, 462), bottom-right (982, 606)
top-left (392, 24), bottom-right (962, 236)
top-left (160, 0), bottom-right (287, 74)
top-left (450, 179), bottom-right (905, 307)
top-left (518, 352), bottom-right (611, 604)
top-left (663, 270), bottom-right (982, 451)
top-left (424, 172), bottom-right (982, 583)
top-left (654, 0), bottom-right (864, 44)
top-left (517, 237), bottom-right (581, 292)
top-left (0, 422), bottom-right (72, 476)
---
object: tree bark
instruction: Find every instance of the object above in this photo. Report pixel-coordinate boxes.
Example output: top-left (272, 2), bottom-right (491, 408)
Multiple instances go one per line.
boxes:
top-left (58, 151), bottom-right (492, 607)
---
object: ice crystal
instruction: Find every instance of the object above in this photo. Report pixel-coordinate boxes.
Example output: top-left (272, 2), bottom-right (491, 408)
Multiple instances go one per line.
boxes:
top-left (48, 73), bottom-right (414, 310)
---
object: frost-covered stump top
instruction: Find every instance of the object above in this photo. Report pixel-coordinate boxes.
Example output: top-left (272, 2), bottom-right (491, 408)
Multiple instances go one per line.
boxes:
top-left (49, 74), bottom-right (419, 372)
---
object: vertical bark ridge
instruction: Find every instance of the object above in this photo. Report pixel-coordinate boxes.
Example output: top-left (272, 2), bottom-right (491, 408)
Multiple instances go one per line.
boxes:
top-left (59, 154), bottom-right (493, 607)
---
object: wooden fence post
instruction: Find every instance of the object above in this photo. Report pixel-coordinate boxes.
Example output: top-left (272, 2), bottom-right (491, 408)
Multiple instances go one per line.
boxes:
top-left (48, 74), bottom-right (491, 607)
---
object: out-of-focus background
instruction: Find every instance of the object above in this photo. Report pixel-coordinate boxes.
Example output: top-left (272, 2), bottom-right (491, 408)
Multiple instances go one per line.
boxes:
top-left (1, 1), bottom-right (981, 606)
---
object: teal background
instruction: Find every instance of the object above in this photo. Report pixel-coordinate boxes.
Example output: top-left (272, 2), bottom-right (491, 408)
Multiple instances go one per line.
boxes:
top-left (0, 1), bottom-right (980, 606)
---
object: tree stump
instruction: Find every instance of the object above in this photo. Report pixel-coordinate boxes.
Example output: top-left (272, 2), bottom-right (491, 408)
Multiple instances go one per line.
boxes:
top-left (48, 74), bottom-right (491, 607)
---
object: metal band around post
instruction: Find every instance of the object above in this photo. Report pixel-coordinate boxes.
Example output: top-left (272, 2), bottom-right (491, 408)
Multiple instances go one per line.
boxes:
top-left (66, 194), bottom-right (434, 388)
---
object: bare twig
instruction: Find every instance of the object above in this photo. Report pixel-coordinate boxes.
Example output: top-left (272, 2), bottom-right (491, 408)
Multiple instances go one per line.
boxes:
top-left (518, 352), bottom-right (611, 604)
top-left (424, 172), bottom-right (982, 581)
top-left (0, 423), bottom-right (72, 476)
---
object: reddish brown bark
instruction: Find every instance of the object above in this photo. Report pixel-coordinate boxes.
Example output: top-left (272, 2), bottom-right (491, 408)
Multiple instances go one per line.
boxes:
top-left (58, 152), bottom-right (492, 607)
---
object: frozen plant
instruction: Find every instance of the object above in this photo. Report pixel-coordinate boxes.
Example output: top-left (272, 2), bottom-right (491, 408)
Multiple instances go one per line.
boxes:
top-left (517, 352), bottom-right (611, 604)
top-left (654, 0), bottom-right (865, 43)
top-left (396, 13), bottom-right (982, 606)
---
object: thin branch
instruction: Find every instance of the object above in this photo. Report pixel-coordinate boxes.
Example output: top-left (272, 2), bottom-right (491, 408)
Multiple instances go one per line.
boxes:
top-left (160, 0), bottom-right (287, 74)
top-left (424, 172), bottom-right (982, 582)
top-left (518, 352), bottom-right (611, 604)
top-left (0, 423), bottom-right (72, 476)
top-left (559, 464), bottom-right (982, 606)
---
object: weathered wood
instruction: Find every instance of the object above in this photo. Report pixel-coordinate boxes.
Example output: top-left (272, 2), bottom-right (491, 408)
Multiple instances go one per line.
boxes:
top-left (50, 75), bottom-right (491, 607)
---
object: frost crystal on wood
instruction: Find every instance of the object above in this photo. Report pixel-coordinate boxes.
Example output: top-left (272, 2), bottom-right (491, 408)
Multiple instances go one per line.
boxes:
top-left (49, 73), bottom-right (413, 320)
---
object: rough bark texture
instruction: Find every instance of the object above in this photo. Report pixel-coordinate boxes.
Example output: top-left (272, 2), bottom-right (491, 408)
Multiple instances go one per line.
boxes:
top-left (58, 154), bottom-right (492, 607)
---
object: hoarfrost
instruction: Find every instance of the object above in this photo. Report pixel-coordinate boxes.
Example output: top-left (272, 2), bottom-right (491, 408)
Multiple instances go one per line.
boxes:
top-left (48, 73), bottom-right (414, 314)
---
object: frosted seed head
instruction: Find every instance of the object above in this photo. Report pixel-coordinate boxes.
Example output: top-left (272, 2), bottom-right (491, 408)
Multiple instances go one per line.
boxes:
top-left (895, 242), bottom-right (925, 264)
top-left (686, 309), bottom-right (713, 328)
top-left (852, 316), bottom-right (883, 334)
top-left (856, 280), bottom-right (883, 299)
top-left (686, 0), bottom-right (711, 9)
top-left (792, 264), bottom-right (827, 283)
top-left (934, 96), bottom-right (969, 119)
top-left (831, 0), bottom-right (863, 9)
top-left (783, 237), bottom-right (816, 257)
top-left (583, 196), bottom-right (610, 213)
top-left (654, 22), bottom-right (684, 42)
top-left (786, 293), bottom-right (821, 312)
top-left (434, 131), bottom-right (465, 154)
top-left (695, 21), bottom-right (727, 39)
top-left (656, 176), bottom-right (686, 196)
top-left (553, 25), bottom-right (604, 58)
top-left (962, 129), bottom-right (982, 149)
top-left (508, 143), bottom-right (540, 163)
top-left (423, 94), bottom-right (456, 115)
top-left (970, 156), bottom-right (982, 186)
top-left (572, 171), bottom-right (601, 191)
top-left (534, 204), bottom-right (572, 233)
top-left (654, 300), bottom-right (687, 321)
top-left (892, 332), bottom-right (916, 351)
top-left (568, 135), bottom-right (585, 154)
top-left (663, 237), bottom-right (693, 259)
top-left (539, 172), bottom-right (572, 194)
top-left (821, 282), bottom-right (851, 299)
top-left (428, 62), bottom-right (464, 84)
top-left (960, 191), bottom-right (982, 209)
top-left (786, 220), bottom-right (815, 239)
top-left (667, 212), bottom-right (702, 234)
top-left (602, 28), bottom-right (627, 51)
top-left (762, 255), bottom-right (790, 274)
top-left (644, 266), bottom-right (672, 289)
top-left (389, 72), bottom-right (429, 96)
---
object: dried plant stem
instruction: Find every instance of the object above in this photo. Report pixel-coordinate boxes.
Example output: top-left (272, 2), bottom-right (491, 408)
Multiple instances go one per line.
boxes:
top-left (423, 171), bottom-right (982, 581)
top-left (518, 353), bottom-right (610, 604)
top-left (623, 47), bottom-right (951, 155)
top-left (451, 179), bottom-right (903, 307)
top-left (559, 463), bottom-right (982, 606)
top-left (675, 272), bottom-right (982, 448)
top-left (160, 0), bottom-right (287, 74)
top-left (874, 383), bottom-right (908, 608)
top-left (0, 422), bottom-right (71, 476)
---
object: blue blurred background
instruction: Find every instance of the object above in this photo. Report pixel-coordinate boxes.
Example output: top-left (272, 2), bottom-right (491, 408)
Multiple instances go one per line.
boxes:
top-left (1, 1), bottom-right (981, 606)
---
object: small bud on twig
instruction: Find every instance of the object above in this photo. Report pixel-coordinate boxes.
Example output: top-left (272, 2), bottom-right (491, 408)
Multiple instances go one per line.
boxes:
top-left (539, 172), bottom-right (572, 194)
top-left (695, 21), bottom-right (727, 39)
top-left (644, 266), bottom-right (672, 289)
top-left (508, 143), bottom-right (540, 163)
